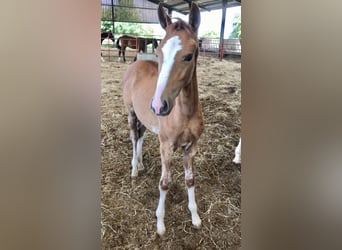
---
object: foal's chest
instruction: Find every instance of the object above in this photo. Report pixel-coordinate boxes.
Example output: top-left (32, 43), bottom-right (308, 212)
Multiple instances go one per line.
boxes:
top-left (160, 115), bottom-right (204, 148)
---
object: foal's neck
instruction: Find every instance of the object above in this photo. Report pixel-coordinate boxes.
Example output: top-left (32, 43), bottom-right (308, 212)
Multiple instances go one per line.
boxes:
top-left (176, 65), bottom-right (200, 116)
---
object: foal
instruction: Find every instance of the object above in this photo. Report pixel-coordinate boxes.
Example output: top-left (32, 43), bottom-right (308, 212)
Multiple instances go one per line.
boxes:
top-left (122, 3), bottom-right (203, 236)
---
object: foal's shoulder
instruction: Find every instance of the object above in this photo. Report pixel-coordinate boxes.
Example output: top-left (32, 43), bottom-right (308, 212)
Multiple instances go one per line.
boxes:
top-left (134, 60), bottom-right (158, 68)
top-left (130, 60), bottom-right (158, 74)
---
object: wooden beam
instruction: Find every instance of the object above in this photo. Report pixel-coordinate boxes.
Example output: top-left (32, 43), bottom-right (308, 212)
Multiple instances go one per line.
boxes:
top-left (219, 0), bottom-right (228, 60)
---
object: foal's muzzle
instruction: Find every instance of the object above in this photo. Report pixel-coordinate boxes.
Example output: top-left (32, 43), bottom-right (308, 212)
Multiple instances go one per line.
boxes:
top-left (150, 99), bottom-right (171, 116)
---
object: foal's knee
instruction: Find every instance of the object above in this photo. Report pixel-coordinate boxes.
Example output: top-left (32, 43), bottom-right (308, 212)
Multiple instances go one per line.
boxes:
top-left (185, 178), bottom-right (194, 188)
top-left (159, 178), bottom-right (170, 191)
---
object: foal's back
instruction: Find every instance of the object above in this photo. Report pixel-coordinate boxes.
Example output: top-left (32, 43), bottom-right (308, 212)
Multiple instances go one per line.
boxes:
top-left (122, 60), bottom-right (159, 132)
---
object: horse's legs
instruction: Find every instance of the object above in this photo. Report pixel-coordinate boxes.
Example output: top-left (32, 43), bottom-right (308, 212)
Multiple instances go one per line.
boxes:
top-left (156, 141), bottom-right (173, 236)
top-left (122, 48), bottom-right (126, 62)
top-left (183, 143), bottom-right (201, 228)
top-left (128, 108), bottom-right (146, 178)
top-left (233, 137), bottom-right (241, 164)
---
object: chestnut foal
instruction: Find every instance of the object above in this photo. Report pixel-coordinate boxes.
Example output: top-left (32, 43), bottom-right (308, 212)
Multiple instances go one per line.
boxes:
top-left (122, 3), bottom-right (204, 236)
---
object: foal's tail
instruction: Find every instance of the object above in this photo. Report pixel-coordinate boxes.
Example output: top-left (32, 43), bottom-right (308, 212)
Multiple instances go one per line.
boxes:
top-left (116, 37), bottom-right (121, 50)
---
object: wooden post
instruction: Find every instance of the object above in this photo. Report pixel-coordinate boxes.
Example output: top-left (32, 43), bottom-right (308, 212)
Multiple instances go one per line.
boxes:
top-left (219, 0), bottom-right (228, 61)
top-left (111, 0), bottom-right (115, 33)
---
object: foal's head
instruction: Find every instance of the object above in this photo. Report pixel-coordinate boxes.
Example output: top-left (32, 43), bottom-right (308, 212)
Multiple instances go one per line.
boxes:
top-left (150, 3), bottom-right (201, 116)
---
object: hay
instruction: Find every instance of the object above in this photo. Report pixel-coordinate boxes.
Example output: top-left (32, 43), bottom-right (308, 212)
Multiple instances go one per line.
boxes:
top-left (101, 56), bottom-right (241, 249)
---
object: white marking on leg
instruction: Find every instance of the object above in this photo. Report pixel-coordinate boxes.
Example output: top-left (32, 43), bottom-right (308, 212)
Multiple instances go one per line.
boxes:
top-left (131, 142), bottom-right (138, 178)
top-left (233, 137), bottom-right (241, 164)
top-left (130, 127), bottom-right (139, 177)
top-left (156, 187), bottom-right (167, 236)
top-left (151, 36), bottom-right (182, 113)
top-left (187, 186), bottom-right (201, 228)
top-left (136, 134), bottom-right (145, 171)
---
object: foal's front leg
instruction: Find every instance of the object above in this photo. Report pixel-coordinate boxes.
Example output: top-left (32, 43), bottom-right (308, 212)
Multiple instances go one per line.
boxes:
top-left (183, 143), bottom-right (201, 228)
top-left (156, 140), bottom-right (173, 236)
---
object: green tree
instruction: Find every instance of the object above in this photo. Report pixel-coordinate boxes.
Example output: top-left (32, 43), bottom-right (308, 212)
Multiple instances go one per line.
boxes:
top-left (118, 22), bottom-right (153, 36)
top-left (101, 22), bottom-right (154, 36)
top-left (114, 0), bottom-right (141, 23)
top-left (201, 30), bottom-right (219, 38)
top-left (101, 0), bottom-right (141, 31)
top-left (229, 13), bottom-right (241, 39)
top-left (101, 21), bottom-right (113, 32)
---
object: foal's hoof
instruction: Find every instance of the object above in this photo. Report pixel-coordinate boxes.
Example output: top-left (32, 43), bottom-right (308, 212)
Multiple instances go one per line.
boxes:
top-left (137, 162), bottom-right (145, 171)
top-left (192, 215), bottom-right (202, 229)
top-left (131, 169), bottom-right (139, 179)
top-left (157, 226), bottom-right (166, 236)
top-left (232, 156), bottom-right (241, 164)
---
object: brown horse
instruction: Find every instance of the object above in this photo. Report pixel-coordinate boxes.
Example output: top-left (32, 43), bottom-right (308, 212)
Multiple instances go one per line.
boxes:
top-left (116, 35), bottom-right (158, 62)
top-left (122, 3), bottom-right (203, 236)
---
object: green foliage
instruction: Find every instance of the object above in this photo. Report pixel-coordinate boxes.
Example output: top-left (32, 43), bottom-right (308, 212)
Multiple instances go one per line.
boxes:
top-left (114, 0), bottom-right (141, 22)
top-left (229, 13), bottom-right (241, 39)
top-left (101, 21), bottom-right (154, 36)
top-left (201, 30), bottom-right (219, 38)
top-left (101, 0), bottom-right (141, 23)
top-left (101, 21), bottom-right (113, 32)
top-left (101, 0), bottom-right (154, 34)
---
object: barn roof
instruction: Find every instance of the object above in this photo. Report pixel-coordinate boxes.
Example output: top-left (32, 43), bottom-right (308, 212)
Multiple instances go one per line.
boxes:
top-left (146, 0), bottom-right (241, 15)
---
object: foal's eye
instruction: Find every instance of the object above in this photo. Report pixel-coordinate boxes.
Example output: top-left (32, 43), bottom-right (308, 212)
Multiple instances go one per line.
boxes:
top-left (183, 53), bottom-right (193, 62)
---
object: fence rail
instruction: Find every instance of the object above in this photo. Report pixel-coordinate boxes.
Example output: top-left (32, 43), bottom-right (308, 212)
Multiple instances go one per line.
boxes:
top-left (199, 38), bottom-right (241, 58)
top-left (101, 35), bottom-right (241, 62)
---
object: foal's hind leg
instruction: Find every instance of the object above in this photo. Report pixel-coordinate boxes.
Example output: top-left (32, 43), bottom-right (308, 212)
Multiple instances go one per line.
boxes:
top-left (128, 108), bottom-right (146, 178)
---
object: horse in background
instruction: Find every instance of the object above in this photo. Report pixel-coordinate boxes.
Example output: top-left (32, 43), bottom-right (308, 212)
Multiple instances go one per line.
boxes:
top-left (116, 35), bottom-right (158, 62)
top-left (101, 31), bottom-right (115, 62)
top-left (101, 31), bottom-right (114, 44)
top-left (122, 3), bottom-right (202, 236)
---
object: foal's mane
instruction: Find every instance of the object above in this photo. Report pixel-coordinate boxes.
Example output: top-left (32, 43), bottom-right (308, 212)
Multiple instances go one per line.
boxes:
top-left (170, 18), bottom-right (199, 55)
top-left (171, 18), bottom-right (195, 34)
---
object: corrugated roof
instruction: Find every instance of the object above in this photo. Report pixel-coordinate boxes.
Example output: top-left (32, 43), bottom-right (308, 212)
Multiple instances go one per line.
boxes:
top-left (146, 0), bottom-right (241, 15)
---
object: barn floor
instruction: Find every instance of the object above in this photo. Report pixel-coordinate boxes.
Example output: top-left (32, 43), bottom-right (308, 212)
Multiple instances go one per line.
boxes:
top-left (101, 56), bottom-right (241, 249)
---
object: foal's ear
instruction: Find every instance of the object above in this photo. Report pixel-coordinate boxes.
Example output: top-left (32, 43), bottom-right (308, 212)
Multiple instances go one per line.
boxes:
top-left (158, 3), bottom-right (172, 30)
top-left (189, 2), bottom-right (201, 34)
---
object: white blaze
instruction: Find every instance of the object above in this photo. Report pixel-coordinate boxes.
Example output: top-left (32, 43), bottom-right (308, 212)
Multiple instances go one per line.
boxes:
top-left (151, 35), bottom-right (182, 113)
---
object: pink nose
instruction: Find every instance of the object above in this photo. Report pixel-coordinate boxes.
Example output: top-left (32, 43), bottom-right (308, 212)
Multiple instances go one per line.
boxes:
top-left (151, 97), bottom-right (163, 114)
top-left (150, 98), bottom-right (170, 116)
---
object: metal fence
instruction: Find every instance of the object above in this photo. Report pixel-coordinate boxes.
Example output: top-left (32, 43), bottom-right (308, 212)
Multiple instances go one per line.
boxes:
top-left (199, 38), bottom-right (241, 59)
top-left (101, 34), bottom-right (159, 62)
top-left (101, 36), bottom-right (241, 62)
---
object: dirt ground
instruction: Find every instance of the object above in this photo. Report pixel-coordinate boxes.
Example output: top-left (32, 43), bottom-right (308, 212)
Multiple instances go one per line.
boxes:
top-left (101, 55), bottom-right (241, 249)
